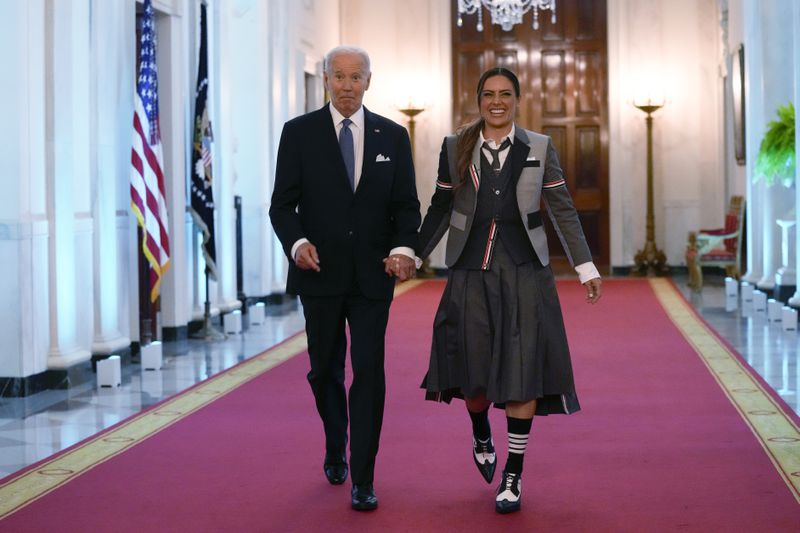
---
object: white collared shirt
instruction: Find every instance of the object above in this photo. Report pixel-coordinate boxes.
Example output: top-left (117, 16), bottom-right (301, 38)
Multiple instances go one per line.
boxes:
top-left (479, 124), bottom-right (515, 171)
top-left (329, 105), bottom-right (365, 189)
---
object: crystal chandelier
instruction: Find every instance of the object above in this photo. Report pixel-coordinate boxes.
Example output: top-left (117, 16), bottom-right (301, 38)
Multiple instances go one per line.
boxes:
top-left (456, 0), bottom-right (557, 32)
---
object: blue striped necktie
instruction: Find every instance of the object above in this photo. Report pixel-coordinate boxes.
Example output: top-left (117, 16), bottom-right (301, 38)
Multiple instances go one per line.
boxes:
top-left (339, 118), bottom-right (355, 190)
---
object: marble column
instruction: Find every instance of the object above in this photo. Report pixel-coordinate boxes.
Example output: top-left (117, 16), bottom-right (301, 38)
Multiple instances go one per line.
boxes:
top-left (89, 0), bottom-right (133, 357)
top-left (214, 0), bottom-right (242, 313)
top-left (0, 0), bottom-right (50, 380)
top-left (155, 3), bottom-right (191, 332)
top-left (756, 0), bottom-right (795, 292)
top-left (46, 0), bottom-right (92, 369)
top-left (742, 0), bottom-right (764, 284)
top-left (789, 0), bottom-right (800, 308)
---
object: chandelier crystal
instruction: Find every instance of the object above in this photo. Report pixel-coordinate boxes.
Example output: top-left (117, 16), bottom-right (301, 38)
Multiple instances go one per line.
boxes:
top-left (457, 0), bottom-right (557, 32)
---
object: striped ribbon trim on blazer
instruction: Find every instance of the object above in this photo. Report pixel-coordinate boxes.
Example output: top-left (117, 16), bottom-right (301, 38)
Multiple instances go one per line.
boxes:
top-left (543, 178), bottom-right (566, 190)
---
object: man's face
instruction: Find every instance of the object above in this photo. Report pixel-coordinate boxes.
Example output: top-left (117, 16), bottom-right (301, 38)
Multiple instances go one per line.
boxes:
top-left (324, 52), bottom-right (371, 118)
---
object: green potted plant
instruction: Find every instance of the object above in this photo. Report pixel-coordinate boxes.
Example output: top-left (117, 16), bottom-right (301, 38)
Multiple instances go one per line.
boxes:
top-left (755, 102), bottom-right (795, 187)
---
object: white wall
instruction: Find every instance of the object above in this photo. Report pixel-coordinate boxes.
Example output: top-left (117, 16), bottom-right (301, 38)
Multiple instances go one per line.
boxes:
top-left (609, 0), bottom-right (724, 268)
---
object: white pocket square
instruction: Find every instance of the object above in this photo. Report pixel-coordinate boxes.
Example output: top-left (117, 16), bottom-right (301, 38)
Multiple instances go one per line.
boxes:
top-left (526, 156), bottom-right (538, 161)
top-left (375, 154), bottom-right (391, 162)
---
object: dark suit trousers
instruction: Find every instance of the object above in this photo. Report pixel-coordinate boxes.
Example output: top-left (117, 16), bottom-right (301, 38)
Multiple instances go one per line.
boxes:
top-left (300, 290), bottom-right (392, 485)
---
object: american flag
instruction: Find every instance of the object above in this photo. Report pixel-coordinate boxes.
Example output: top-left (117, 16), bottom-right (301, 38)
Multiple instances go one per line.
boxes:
top-left (131, 0), bottom-right (171, 303)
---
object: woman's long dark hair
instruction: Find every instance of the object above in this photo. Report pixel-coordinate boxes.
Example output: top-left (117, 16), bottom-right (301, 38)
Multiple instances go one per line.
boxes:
top-left (454, 67), bottom-right (521, 185)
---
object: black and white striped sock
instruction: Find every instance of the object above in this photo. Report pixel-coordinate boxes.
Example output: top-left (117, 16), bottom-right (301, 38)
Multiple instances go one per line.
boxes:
top-left (505, 416), bottom-right (533, 474)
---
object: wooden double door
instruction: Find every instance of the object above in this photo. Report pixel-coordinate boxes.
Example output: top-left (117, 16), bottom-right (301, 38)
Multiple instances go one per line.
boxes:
top-left (452, 0), bottom-right (609, 269)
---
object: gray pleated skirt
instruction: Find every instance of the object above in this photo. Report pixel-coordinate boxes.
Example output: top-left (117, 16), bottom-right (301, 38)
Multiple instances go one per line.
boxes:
top-left (421, 239), bottom-right (580, 415)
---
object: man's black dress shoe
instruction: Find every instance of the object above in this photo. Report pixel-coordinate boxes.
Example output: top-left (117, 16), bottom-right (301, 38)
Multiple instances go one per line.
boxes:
top-left (323, 451), bottom-right (348, 485)
top-left (351, 483), bottom-right (378, 511)
top-left (472, 436), bottom-right (497, 483)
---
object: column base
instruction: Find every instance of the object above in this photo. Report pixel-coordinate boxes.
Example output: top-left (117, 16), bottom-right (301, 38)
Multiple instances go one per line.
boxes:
top-left (91, 335), bottom-right (131, 356)
top-left (0, 371), bottom-right (69, 397)
top-left (788, 293), bottom-right (800, 308)
top-left (756, 275), bottom-right (776, 292)
top-left (0, 364), bottom-right (96, 397)
top-left (219, 299), bottom-right (243, 313)
top-left (47, 347), bottom-right (91, 370)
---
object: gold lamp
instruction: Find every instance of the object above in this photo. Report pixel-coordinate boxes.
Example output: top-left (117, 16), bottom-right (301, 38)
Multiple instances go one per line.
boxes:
top-left (397, 100), bottom-right (425, 158)
top-left (397, 97), bottom-right (432, 276)
top-left (631, 95), bottom-right (669, 277)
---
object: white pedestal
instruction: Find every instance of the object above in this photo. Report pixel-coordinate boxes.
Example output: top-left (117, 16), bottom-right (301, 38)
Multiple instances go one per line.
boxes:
top-left (782, 307), bottom-right (797, 331)
top-left (740, 282), bottom-right (754, 303)
top-left (775, 219), bottom-right (796, 287)
top-left (753, 291), bottom-right (767, 312)
top-left (141, 341), bottom-right (163, 370)
top-left (767, 299), bottom-right (783, 321)
top-left (224, 310), bottom-right (242, 334)
top-left (725, 277), bottom-right (738, 299)
top-left (97, 355), bottom-right (121, 387)
top-left (249, 302), bottom-right (265, 325)
top-left (725, 295), bottom-right (737, 312)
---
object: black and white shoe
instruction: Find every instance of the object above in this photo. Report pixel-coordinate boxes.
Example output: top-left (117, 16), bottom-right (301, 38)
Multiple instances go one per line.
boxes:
top-left (495, 470), bottom-right (521, 514)
top-left (472, 436), bottom-right (497, 483)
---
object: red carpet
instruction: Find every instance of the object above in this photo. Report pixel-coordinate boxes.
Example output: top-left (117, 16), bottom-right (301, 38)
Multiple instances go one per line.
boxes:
top-left (1, 279), bottom-right (798, 531)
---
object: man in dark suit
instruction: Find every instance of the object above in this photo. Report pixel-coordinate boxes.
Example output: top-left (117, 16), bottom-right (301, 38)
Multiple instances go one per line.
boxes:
top-left (269, 45), bottom-right (420, 511)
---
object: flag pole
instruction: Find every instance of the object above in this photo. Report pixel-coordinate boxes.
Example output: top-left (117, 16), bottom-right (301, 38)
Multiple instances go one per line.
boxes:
top-left (188, 0), bottom-right (223, 341)
top-left (192, 267), bottom-right (226, 341)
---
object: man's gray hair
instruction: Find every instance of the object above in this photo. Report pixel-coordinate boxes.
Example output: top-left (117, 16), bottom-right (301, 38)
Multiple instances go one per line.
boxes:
top-left (324, 45), bottom-right (371, 75)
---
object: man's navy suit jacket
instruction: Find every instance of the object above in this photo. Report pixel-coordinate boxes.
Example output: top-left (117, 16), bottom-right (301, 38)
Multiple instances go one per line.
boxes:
top-left (269, 104), bottom-right (420, 300)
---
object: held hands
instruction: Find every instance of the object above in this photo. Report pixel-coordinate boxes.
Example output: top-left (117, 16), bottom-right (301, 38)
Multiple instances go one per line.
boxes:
top-left (294, 242), bottom-right (321, 272)
top-left (584, 277), bottom-right (602, 304)
top-left (383, 254), bottom-right (416, 282)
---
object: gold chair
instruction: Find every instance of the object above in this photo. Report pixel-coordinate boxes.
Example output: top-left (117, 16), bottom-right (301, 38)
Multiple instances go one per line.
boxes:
top-left (686, 195), bottom-right (745, 291)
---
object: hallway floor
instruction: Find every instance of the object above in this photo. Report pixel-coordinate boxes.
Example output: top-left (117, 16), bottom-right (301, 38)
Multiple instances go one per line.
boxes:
top-left (0, 274), bottom-right (797, 480)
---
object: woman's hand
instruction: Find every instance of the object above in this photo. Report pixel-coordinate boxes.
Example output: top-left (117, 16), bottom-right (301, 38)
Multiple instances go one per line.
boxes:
top-left (583, 277), bottom-right (602, 304)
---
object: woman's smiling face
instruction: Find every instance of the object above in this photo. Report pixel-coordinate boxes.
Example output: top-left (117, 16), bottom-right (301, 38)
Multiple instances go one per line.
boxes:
top-left (479, 75), bottom-right (518, 131)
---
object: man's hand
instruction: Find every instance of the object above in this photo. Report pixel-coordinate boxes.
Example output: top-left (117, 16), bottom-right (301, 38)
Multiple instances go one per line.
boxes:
top-left (383, 254), bottom-right (416, 281)
top-left (584, 277), bottom-right (602, 304)
top-left (295, 242), bottom-right (321, 272)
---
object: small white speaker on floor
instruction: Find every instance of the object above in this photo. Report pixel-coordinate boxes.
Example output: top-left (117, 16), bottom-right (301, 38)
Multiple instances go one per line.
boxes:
top-left (224, 310), bottom-right (242, 334)
top-left (767, 299), bottom-right (783, 321)
top-left (97, 355), bottom-right (121, 388)
top-left (740, 282), bottom-right (754, 303)
top-left (752, 291), bottom-right (767, 312)
top-left (782, 307), bottom-right (798, 331)
top-left (141, 341), bottom-right (163, 370)
top-left (725, 295), bottom-right (737, 312)
top-left (724, 277), bottom-right (738, 299)
top-left (250, 302), bottom-right (265, 325)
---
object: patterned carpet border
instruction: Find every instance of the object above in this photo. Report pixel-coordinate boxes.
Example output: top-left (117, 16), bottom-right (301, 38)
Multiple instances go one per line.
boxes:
top-left (0, 279), bottom-right (424, 519)
top-left (650, 278), bottom-right (800, 503)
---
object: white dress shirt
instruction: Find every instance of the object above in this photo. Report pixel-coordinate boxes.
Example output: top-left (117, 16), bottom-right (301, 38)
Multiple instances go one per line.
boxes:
top-left (291, 105), bottom-right (415, 264)
top-left (479, 125), bottom-right (515, 170)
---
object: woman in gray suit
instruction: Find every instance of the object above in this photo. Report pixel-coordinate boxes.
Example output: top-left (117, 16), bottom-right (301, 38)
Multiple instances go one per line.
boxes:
top-left (417, 67), bottom-right (602, 514)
